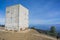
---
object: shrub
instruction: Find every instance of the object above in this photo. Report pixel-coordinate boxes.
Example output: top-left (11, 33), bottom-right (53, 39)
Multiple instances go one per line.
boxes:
top-left (48, 26), bottom-right (57, 37)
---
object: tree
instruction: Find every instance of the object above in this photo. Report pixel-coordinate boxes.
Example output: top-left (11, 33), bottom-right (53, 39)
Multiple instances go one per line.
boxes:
top-left (49, 26), bottom-right (57, 36)
top-left (50, 26), bottom-right (56, 33)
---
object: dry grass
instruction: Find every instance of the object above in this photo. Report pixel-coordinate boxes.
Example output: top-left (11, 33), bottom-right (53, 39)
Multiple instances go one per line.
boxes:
top-left (0, 29), bottom-right (57, 40)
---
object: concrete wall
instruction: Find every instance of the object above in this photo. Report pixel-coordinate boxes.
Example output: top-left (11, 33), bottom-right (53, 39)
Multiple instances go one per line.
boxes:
top-left (5, 4), bottom-right (29, 31)
top-left (5, 5), bottom-right (19, 30)
top-left (19, 4), bottom-right (29, 31)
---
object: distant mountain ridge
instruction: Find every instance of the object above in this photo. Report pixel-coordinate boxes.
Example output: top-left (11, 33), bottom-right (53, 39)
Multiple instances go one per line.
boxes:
top-left (29, 24), bottom-right (60, 33)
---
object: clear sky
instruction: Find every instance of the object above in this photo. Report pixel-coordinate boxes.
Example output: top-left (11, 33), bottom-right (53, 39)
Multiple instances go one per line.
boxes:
top-left (0, 0), bottom-right (60, 25)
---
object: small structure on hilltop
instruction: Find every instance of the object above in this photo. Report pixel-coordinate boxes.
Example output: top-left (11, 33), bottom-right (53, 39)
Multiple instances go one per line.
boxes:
top-left (5, 4), bottom-right (29, 31)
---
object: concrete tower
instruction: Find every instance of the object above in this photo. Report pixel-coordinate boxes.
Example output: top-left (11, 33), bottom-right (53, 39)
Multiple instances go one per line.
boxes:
top-left (5, 4), bottom-right (29, 31)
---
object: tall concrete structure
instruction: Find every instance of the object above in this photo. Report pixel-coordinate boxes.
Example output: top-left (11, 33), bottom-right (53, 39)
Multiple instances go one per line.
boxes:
top-left (5, 4), bottom-right (29, 31)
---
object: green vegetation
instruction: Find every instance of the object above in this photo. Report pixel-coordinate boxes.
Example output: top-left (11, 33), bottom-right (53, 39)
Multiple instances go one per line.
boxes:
top-left (47, 26), bottom-right (57, 37)
top-left (0, 25), bottom-right (5, 27)
top-left (30, 27), bottom-right (35, 29)
top-left (30, 26), bottom-right (57, 37)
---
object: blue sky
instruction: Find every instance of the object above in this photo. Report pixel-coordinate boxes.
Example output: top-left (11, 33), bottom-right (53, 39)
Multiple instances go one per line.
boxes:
top-left (0, 0), bottom-right (60, 25)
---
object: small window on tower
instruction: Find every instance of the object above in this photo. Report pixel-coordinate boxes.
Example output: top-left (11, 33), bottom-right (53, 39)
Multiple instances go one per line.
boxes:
top-left (11, 17), bottom-right (12, 19)
top-left (7, 11), bottom-right (9, 13)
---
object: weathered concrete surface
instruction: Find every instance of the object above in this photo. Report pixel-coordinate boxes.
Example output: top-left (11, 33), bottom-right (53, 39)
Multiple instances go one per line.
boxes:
top-left (5, 4), bottom-right (29, 31)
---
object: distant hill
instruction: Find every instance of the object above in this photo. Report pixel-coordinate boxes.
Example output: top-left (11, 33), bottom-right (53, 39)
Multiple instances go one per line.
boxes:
top-left (29, 24), bottom-right (60, 32)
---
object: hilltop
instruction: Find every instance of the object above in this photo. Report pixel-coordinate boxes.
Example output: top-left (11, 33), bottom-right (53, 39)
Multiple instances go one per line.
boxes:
top-left (0, 29), bottom-right (57, 40)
